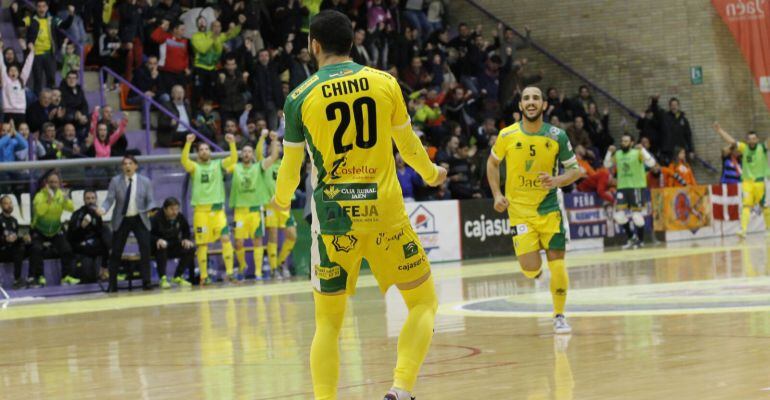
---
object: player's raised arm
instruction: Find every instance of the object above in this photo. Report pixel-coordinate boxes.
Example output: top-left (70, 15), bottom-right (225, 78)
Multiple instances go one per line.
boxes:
top-left (262, 131), bottom-right (281, 170)
top-left (181, 134), bottom-right (197, 173)
top-left (637, 144), bottom-right (657, 167)
top-left (222, 134), bottom-right (239, 170)
top-left (713, 121), bottom-right (737, 145)
top-left (390, 81), bottom-right (446, 186)
top-left (603, 145), bottom-right (616, 169)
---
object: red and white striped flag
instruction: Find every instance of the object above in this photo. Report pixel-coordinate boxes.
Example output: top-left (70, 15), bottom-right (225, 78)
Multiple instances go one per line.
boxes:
top-left (711, 183), bottom-right (740, 221)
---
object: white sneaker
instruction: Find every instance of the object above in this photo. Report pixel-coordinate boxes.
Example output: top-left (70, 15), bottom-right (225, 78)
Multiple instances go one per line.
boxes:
top-left (383, 389), bottom-right (415, 400)
top-left (281, 266), bottom-right (291, 279)
top-left (622, 239), bottom-right (636, 250)
top-left (553, 314), bottom-right (572, 334)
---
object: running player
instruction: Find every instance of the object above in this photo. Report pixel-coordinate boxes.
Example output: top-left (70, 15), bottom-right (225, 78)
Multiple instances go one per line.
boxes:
top-left (227, 130), bottom-right (280, 280)
top-left (714, 122), bottom-right (770, 237)
top-left (271, 10), bottom-right (447, 400)
top-left (603, 134), bottom-right (657, 248)
top-left (263, 153), bottom-right (298, 280)
top-left (486, 86), bottom-right (582, 334)
top-left (181, 133), bottom-right (238, 284)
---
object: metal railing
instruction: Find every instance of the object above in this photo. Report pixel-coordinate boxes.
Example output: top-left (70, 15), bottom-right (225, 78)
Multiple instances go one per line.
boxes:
top-left (0, 152), bottom-right (232, 172)
top-left (98, 66), bottom-right (224, 154)
top-left (461, 0), bottom-right (719, 174)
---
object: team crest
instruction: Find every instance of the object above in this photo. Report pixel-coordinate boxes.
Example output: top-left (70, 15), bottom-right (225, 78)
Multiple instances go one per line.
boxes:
top-left (332, 235), bottom-right (358, 253)
top-left (403, 241), bottom-right (419, 258)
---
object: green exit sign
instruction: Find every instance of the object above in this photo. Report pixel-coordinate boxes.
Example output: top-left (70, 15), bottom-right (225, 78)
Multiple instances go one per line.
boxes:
top-left (690, 66), bottom-right (703, 85)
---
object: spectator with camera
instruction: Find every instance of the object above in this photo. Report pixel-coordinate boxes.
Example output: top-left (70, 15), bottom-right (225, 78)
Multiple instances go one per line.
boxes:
top-left (67, 190), bottom-right (111, 283)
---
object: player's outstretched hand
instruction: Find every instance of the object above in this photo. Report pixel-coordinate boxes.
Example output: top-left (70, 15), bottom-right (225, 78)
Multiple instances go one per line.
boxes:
top-left (493, 194), bottom-right (509, 213)
top-left (428, 166), bottom-right (448, 187)
top-left (186, 133), bottom-right (196, 143)
top-left (538, 172), bottom-right (559, 189)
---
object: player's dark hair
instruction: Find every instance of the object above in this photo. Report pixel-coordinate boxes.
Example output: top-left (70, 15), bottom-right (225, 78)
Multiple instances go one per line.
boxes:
top-left (669, 97), bottom-right (679, 105)
top-left (309, 10), bottom-right (353, 56)
top-left (578, 84), bottom-right (589, 92)
top-left (83, 189), bottom-right (96, 199)
top-left (163, 197), bottom-right (180, 209)
top-left (747, 130), bottom-right (758, 137)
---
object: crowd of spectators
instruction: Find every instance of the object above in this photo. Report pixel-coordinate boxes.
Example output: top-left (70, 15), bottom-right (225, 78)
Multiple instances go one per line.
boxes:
top-left (0, 0), bottom-right (746, 289)
top-left (1, 1), bottom-right (711, 195)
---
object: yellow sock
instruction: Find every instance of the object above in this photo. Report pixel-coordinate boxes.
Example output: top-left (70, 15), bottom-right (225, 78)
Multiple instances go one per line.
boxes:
top-left (236, 247), bottom-right (247, 272)
top-left (197, 245), bottom-right (208, 280)
top-left (548, 259), bottom-right (569, 316)
top-left (278, 238), bottom-right (296, 266)
top-left (267, 242), bottom-right (278, 271)
top-left (521, 267), bottom-right (542, 279)
top-left (310, 291), bottom-right (347, 400)
top-left (253, 245), bottom-right (264, 278)
top-left (222, 241), bottom-right (234, 275)
top-left (394, 275), bottom-right (438, 392)
top-left (741, 206), bottom-right (751, 234)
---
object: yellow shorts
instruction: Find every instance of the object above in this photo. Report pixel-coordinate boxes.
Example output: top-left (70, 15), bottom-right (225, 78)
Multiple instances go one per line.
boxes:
top-left (311, 225), bottom-right (431, 294)
top-left (233, 207), bottom-right (265, 240)
top-left (265, 205), bottom-right (296, 228)
top-left (742, 180), bottom-right (766, 208)
top-left (193, 207), bottom-right (229, 244)
top-left (510, 211), bottom-right (566, 256)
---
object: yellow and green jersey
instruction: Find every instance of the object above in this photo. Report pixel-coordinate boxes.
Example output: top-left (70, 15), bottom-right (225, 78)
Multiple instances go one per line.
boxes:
top-left (737, 141), bottom-right (767, 182)
top-left (181, 140), bottom-right (238, 208)
top-left (32, 189), bottom-right (73, 237)
top-left (282, 61), bottom-right (437, 234)
top-left (492, 121), bottom-right (577, 218)
top-left (228, 162), bottom-right (270, 209)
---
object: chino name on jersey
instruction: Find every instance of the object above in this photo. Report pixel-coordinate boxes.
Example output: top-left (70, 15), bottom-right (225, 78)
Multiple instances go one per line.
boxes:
top-left (321, 76), bottom-right (370, 98)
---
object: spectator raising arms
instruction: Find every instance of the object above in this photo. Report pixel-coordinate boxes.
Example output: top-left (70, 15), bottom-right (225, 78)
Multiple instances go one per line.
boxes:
top-left (86, 106), bottom-right (128, 158)
top-left (23, 1), bottom-right (74, 95)
top-left (0, 42), bottom-right (34, 126)
top-left (152, 20), bottom-right (191, 89)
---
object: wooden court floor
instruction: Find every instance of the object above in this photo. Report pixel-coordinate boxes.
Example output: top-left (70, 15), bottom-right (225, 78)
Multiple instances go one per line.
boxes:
top-left (1, 235), bottom-right (770, 399)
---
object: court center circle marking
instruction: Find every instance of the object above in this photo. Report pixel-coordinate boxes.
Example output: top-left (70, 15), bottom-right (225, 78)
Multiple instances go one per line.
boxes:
top-left (439, 277), bottom-right (770, 317)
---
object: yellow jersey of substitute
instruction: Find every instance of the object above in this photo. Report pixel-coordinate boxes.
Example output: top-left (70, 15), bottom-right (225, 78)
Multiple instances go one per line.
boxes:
top-left (492, 121), bottom-right (577, 219)
top-left (282, 61), bottom-right (437, 235)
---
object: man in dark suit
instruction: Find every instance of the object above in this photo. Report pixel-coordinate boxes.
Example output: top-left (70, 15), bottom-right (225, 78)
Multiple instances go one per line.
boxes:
top-left (99, 155), bottom-right (155, 291)
top-left (157, 85), bottom-right (193, 147)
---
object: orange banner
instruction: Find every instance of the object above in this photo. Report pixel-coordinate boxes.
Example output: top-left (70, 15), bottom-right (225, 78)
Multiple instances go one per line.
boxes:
top-left (652, 186), bottom-right (712, 232)
top-left (713, 0), bottom-right (770, 111)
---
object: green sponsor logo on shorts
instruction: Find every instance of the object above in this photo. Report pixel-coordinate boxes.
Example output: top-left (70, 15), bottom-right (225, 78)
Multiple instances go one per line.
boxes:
top-left (403, 241), bottom-right (419, 259)
top-left (323, 183), bottom-right (378, 201)
top-left (315, 265), bottom-right (342, 280)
